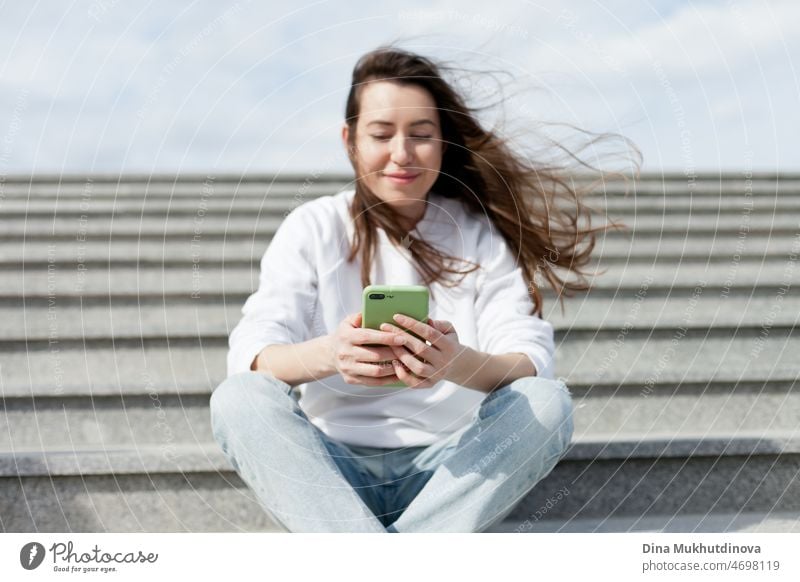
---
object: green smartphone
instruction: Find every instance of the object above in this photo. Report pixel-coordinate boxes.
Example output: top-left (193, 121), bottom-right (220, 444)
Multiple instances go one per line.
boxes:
top-left (362, 284), bottom-right (429, 387)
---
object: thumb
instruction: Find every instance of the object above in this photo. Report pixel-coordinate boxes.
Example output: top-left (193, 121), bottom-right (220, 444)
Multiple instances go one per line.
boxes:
top-left (350, 312), bottom-right (363, 327)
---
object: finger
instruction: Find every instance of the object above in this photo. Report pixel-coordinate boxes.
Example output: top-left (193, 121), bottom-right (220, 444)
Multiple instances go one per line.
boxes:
top-left (392, 314), bottom-right (445, 345)
top-left (391, 347), bottom-right (431, 370)
top-left (350, 359), bottom-right (399, 379)
top-left (392, 358), bottom-right (430, 389)
top-left (352, 326), bottom-right (407, 347)
top-left (349, 345), bottom-right (400, 363)
top-left (392, 345), bottom-right (432, 376)
top-left (431, 319), bottom-right (455, 334)
top-left (349, 312), bottom-right (362, 327)
top-left (381, 322), bottom-right (435, 357)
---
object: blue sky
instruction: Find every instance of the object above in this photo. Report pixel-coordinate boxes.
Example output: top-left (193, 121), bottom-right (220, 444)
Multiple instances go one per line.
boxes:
top-left (0, 0), bottom-right (797, 175)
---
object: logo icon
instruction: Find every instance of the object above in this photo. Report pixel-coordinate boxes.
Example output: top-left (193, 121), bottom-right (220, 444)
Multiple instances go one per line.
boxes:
top-left (20, 542), bottom-right (46, 570)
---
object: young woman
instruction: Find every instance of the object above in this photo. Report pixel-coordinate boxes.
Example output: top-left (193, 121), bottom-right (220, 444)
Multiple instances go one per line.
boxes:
top-left (211, 45), bottom-right (639, 532)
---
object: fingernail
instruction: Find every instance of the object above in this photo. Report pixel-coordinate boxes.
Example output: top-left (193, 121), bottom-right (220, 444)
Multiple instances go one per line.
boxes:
top-left (393, 314), bottom-right (403, 322)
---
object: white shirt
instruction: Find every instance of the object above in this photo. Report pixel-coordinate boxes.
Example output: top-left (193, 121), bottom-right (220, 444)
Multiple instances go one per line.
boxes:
top-left (227, 188), bottom-right (555, 448)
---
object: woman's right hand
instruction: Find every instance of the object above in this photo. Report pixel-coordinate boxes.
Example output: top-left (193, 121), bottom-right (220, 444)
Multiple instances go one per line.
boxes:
top-left (330, 312), bottom-right (407, 386)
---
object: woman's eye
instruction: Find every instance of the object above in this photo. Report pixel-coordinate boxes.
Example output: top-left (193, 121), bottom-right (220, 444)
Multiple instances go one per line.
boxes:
top-left (370, 135), bottom-right (433, 141)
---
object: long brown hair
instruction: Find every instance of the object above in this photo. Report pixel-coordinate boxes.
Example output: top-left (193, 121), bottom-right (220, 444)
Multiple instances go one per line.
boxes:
top-left (343, 44), bottom-right (641, 317)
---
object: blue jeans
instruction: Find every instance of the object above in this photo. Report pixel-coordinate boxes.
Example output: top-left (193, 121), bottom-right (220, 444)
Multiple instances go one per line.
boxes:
top-left (210, 371), bottom-right (574, 532)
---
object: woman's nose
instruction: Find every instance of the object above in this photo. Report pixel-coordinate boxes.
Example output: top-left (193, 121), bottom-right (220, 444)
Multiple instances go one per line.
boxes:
top-left (389, 135), bottom-right (413, 164)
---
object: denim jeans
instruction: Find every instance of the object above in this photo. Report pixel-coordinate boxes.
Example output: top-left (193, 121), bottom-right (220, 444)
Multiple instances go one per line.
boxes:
top-left (210, 371), bottom-right (574, 533)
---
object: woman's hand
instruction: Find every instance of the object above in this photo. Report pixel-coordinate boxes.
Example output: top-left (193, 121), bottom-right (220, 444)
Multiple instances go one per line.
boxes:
top-left (330, 312), bottom-right (408, 386)
top-left (380, 315), bottom-right (464, 389)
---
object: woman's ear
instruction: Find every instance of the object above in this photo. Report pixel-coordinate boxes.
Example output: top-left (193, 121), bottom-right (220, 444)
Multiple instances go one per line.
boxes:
top-left (342, 125), bottom-right (358, 161)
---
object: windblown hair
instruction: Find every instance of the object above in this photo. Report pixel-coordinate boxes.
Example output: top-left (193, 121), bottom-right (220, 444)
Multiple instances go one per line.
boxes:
top-left (343, 44), bottom-right (642, 317)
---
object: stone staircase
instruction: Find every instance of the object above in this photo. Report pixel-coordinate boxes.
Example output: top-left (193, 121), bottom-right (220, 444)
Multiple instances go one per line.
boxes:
top-left (1, 172), bottom-right (799, 532)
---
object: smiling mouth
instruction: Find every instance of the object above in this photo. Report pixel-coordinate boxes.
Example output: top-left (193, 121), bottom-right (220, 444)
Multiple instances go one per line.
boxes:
top-left (384, 173), bottom-right (420, 180)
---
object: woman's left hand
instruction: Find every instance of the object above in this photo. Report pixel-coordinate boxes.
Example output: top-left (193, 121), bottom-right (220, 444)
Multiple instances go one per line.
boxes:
top-left (380, 314), bottom-right (463, 389)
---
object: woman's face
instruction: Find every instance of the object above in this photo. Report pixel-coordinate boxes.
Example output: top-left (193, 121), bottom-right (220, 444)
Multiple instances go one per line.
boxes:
top-left (342, 80), bottom-right (445, 228)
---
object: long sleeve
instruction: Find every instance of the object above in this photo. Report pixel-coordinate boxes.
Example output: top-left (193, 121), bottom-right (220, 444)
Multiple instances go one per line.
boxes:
top-left (474, 228), bottom-right (556, 379)
top-left (226, 206), bottom-right (319, 377)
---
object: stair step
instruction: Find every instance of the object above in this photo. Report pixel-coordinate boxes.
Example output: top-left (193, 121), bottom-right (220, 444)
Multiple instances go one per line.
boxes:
top-left (0, 181), bottom-right (346, 199)
top-left (3, 195), bottom-right (796, 215)
top-left (3, 176), bottom-right (798, 199)
top-left (507, 433), bottom-right (800, 523)
top-left (2, 435), bottom-right (798, 532)
top-left (2, 235), bottom-right (795, 266)
top-left (1, 333), bottom-right (795, 395)
top-left (486, 510), bottom-right (800, 533)
top-left (3, 293), bottom-right (799, 343)
top-left (2, 261), bottom-right (796, 298)
top-left (3, 214), bottom-right (798, 239)
top-left (1, 379), bottom-right (798, 449)
top-left (0, 340), bottom-right (224, 397)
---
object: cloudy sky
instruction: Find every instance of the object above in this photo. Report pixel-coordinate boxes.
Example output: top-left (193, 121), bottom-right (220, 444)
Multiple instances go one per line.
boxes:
top-left (0, 0), bottom-right (797, 175)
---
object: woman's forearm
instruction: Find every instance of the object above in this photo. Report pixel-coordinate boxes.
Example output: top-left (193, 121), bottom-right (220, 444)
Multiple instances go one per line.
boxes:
top-left (250, 335), bottom-right (337, 387)
top-left (448, 346), bottom-right (538, 394)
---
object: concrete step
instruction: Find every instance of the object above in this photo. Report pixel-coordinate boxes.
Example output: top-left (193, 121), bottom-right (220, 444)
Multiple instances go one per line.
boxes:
top-left (0, 443), bottom-right (279, 532)
top-left (2, 378), bottom-right (798, 449)
top-left (2, 261), bottom-right (797, 299)
top-left (2, 434), bottom-right (798, 532)
top-left (3, 194), bottom-right (794, 215)
top-left (0, 340), bottom-right (225, 397)
top-left (2, 234), bottom-right (795, 266)
top-left (3, 293), bottom-right (799, 343)
top-left (3, 176), bottom-right (798, 198)
top-left (569, 380), bottom-right (800, 437)
top-left (3, 213), bottom-right (799, 239)
top-left (0, 181), bottom-right (346, 199)
top-left (485, 510), bottom-right (800, 533)
top-left (506, 433), bottom-right (800, 525)
top-left (2, 331), bottom-right (795, 397)
top-left (2, 302), bottom-right (241, 341)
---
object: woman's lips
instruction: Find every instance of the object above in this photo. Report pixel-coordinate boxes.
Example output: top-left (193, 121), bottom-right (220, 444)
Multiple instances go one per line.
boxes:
top-left (384, 173), bottom-right (419, 184)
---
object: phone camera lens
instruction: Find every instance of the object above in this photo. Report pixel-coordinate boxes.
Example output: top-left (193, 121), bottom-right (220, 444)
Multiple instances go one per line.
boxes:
top-left (369, 293), bottom-right (385, 300)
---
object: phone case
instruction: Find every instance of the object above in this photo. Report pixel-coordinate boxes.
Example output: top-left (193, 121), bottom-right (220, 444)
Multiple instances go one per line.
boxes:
top-left (362, 284), bottom-right (429, 388)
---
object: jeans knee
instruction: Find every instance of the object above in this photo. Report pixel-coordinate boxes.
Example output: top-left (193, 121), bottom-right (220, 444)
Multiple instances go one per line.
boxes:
top-left (512, 376), bottom-right (574, 453)
top-left (210, 372), bottom-right (292, 441)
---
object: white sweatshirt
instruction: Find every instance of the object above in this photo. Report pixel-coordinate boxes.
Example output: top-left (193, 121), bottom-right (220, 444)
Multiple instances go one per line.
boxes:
top-left (227, 188), bottom-right (556, 448)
